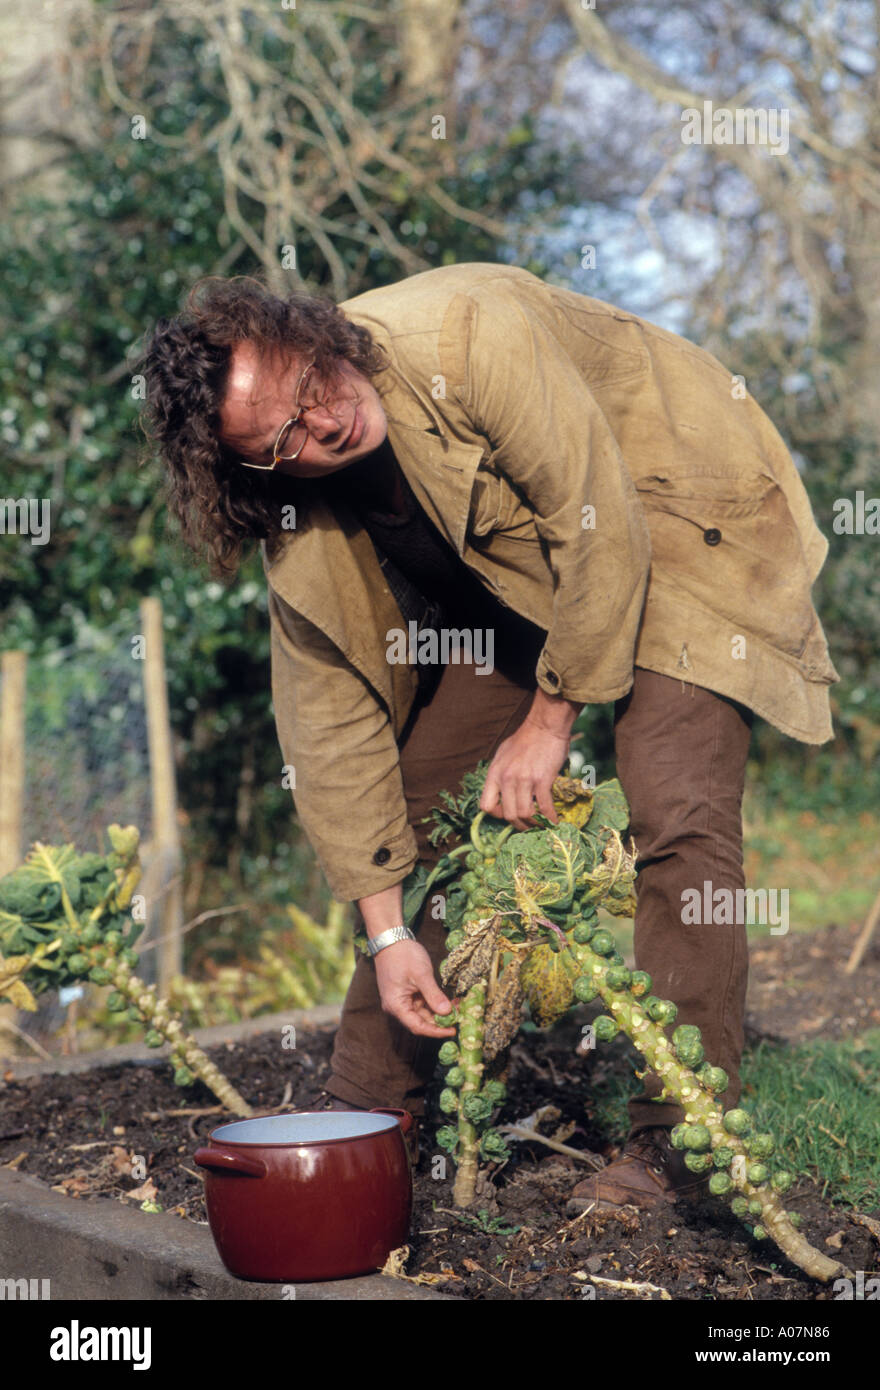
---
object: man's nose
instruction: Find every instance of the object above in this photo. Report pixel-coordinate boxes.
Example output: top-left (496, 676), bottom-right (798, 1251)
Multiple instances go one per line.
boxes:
top-left (304, 405), bottom-right (345, 442)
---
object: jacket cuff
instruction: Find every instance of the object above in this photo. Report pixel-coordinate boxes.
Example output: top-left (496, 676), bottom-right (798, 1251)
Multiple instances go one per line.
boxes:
top-left (535, 649), bottom-right (634, 706)
top-left (320, 823), bottom-right (419, 904)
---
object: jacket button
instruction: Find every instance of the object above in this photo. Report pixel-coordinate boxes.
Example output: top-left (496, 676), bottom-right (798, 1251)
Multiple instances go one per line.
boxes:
top-left (545, 669), bottom-right (560, 687)
top-left (703, 527), bottom-right (722, 546)
top-left (373, 846), bottom-right (391, 865)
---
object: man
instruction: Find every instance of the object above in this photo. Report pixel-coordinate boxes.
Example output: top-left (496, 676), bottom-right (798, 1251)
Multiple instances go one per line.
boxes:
top-left (143, 261), bottom-right (837, 1211)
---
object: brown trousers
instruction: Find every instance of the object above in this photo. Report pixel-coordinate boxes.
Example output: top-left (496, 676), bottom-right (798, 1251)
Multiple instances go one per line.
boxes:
top-left (327, 660), bottom-right (752, 1134)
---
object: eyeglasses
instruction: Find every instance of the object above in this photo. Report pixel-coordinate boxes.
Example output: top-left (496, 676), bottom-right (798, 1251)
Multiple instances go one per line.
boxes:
top-left (238, 359), bottom-right (333, 472)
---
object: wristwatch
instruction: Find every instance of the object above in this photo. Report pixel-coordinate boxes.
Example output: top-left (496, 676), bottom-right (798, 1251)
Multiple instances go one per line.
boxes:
top-left (366, 925), bottom-right (416, 957)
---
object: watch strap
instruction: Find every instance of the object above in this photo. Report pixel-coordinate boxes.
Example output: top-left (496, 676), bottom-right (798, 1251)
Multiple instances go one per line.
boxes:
top-left (366, 924), bottom-right (416, 957)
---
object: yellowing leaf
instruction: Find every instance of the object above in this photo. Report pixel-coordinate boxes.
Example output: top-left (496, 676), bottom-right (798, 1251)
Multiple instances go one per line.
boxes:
top-left (520, 943), bottom-right (581, 1028)
top-left (0, 953), bottom-right (38, 1010)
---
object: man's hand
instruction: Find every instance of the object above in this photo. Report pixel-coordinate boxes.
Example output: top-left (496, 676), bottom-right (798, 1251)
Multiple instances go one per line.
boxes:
top-left (373, 939), bottom-right (457, 1038)
top-left (479, 687), bottom-right (583, 831)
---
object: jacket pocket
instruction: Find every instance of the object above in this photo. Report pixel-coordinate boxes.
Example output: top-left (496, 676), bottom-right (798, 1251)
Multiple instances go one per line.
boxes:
top-left (634, 467), bottom-right (818, 660)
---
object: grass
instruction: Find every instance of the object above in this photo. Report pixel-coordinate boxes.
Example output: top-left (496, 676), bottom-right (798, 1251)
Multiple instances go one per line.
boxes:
top-left (740, 1031), bottom-right (880, 1212)
top-left (741, 802), bottom-right (879, 933)
top-left (587, 1030), bottom-right (880, 1212)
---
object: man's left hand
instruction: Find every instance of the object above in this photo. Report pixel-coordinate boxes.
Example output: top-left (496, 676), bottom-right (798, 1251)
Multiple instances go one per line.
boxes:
top-left (479, 689), bottom-right (583, 831)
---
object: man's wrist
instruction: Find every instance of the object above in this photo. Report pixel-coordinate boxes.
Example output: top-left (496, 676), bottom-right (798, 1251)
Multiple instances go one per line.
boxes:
top-left (526, 686), bottom-right (583, 736)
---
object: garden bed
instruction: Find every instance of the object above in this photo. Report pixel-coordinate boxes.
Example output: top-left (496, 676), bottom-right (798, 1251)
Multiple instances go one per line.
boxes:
top-left (1, 922), bottom-right (877, 1300)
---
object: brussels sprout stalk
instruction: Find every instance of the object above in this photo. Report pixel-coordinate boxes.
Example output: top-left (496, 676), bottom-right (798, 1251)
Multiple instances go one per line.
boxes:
top-left (104, 954), bottom-right (252, 1116)
top-left (0, 827), bottom-right (252, 1118)
top-left (426, 770), bottom-right (849, 1283)
top-left (451, 984), bottom-right (487, 1206)
top-left (566, 941), bottom-right (845, 1281)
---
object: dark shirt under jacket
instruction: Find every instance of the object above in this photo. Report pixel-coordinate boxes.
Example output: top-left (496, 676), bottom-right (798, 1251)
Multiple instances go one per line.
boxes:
top-left (320, 441), bottom-right (546, 703)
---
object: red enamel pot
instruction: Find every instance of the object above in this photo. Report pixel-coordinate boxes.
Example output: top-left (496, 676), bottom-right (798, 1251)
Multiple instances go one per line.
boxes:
top-left (194, 1109), bottom-right (413, 1282)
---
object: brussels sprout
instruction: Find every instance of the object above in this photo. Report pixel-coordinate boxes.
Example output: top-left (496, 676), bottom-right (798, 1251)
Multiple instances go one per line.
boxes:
top-left (103, 930), bottom-right (122, 949)
top-left (669, 1123), bottom-right (689, 1150)
top-left (445, 930), bottom-right (465, 950)
top-left (745, 1133), bottom-right (775, 1160)
top-left (483, 1079), bottom-right (507, 1106)
top-left (89, 966), bottom-right (113, 986)
top-left (684, 1151), bottom-right (713, 1173)
top-left (105, 992), bottom-right (126, 1013)
top-left (438, 1088), bottom-right (460, 1114)
top-left (461, 1092), bottom-right (493, 1124)
top-left (479, 1130), bottom-right (511, 1162)
top-left (672, 1024), bottom-right (704, 1068)
top-left (66, 953), bottom-right (90, 975)
top-left (438, 1041), bottom-right (459, 1066)
top-left (605, 965), bottom-right (632, 991)
top-left (126, 1006), bottom-right (141, 1023)
top-left (709, 1172), bottom-right (733, 1196)
top-left (712, 1146), bottom-right (735, 1170)
top-left (121, 948), bottom-right (139, 968)
top-left (459, 872), bottom-right (479, 894)
top-left (593, 1015), bottom-right (619, 1042)
top-left (81, 924), bottom-right (101, 946)
top-left (748, 1199), bottom-right (763, 1216)
top-left (730, 1196), bottom-right (749, 1217)
top-left (465, 852), bottom-right (481, 870)
top-left (435, 1126), bottom-right (459, 1153)
top-left (722, 1108), bottom-right (751, 1137)
top-left (173, 1066), bottom-right (194, 1087)
top-left (752, 1225), bottom-right (767, 1241)
top-left (747, 1163), bottom-right (769, 1186)
top-left (589, 929), bottom-right (616, 956)
top-left (645, 996), bottom-right (678, 1026)
top-left (144, 1030), bottom-right (164, 1048)
top-left (444, 1066), bottom-right (466, 1088)
top-left (433, 1010), bottom-right (458, 1027)
top-left (573, 976), bottom-right (599, 1002)
top-left (682, 1124), bottom-right (711, 1153)
top-left (696, 1065), bottom-right (729, 1095)
top-left (787, 1212), bottom-right (802, 1229)
top-left (547, 934), bottom-right (562, 954)
top-left (629, 970), bottom-right (652, 997)
top-left (771, 1170), bottom-right (794, 1194)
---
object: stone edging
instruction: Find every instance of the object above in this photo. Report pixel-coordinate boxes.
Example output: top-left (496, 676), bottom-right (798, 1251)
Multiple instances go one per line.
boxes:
top-left (0, 1169), bottom-right (455, 1301)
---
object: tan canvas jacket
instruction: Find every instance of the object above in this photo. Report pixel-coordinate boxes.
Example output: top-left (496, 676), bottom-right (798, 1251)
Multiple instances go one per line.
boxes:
top-left (261, 263), bottom-right (838, 902)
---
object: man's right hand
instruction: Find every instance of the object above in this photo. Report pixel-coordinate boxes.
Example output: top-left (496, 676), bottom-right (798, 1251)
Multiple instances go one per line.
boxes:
top-left (373, 938), bottom-right (457, 1038)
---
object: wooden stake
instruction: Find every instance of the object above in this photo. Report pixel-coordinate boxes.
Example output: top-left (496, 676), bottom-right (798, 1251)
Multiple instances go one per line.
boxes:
top-left (0, 651), bottom-right (26, 877)
top-left (845, 882), bottom-right (880, 976)
top-left (140, 598), bottom-right (183, 991)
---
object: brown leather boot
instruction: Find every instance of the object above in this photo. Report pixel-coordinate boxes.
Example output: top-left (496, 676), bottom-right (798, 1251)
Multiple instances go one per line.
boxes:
top-left (565, 1125), bottom-right (710, 1215)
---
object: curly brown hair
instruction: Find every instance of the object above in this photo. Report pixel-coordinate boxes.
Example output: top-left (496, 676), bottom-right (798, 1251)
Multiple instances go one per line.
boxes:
top-left (140, 275), bottom-right (386, 577)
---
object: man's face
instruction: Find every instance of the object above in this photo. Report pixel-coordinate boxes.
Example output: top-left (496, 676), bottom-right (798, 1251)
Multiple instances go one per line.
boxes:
top-left (219, 339), bottom-right (388, 477)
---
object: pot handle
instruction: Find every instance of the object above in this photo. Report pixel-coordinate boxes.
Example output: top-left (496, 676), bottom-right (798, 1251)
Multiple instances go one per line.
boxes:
top-left (369, 1107), bottom-right (413, 1136)
top-left (193, 1146), bottom-right (268, 1179)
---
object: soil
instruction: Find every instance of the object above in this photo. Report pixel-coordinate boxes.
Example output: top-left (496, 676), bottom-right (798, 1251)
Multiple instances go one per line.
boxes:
top-left (1, 921), bottom-right (878, 1301)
